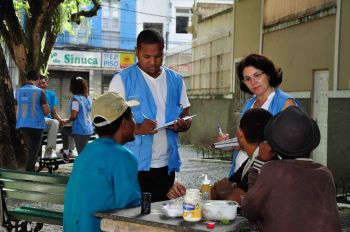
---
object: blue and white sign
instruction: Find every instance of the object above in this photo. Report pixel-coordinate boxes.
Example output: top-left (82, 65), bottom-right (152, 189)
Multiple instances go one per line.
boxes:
top-left (102, 52), bottom-right (120, 68)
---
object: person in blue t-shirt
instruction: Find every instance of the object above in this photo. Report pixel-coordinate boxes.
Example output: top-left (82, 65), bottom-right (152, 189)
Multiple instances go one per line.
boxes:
top-left (38, 75), bottom-right (63, 158)
top-left (64, 92), bottom-right (141, 232)
top-left (15, 71), bottom-right (50, 171)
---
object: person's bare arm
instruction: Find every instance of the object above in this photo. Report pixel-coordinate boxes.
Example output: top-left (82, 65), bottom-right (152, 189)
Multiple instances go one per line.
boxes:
top-left (135, 119), bottom-right (157, 135)
top-left (42, 103), bottom-right (50, 116)
top-left (167, 107), bottom-right (192, 132)
top-left (40, 90), bottom-right (50, 115)
top-left (52, 106), bottom-right (64, 126)
top-left (282, 98), bottom-right (296, 110)
top-left (167, 182), bottom-right (186, 199)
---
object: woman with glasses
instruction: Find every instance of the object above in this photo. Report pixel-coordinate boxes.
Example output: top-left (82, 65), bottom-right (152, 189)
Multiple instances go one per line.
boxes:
top-left (218, 54), bottom-right (301, 176)
top-left (237, 53), bottom-right (299, 115)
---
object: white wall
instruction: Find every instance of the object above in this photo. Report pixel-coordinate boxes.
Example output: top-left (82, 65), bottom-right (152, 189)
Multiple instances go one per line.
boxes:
top-left (168, 0), bottom-right (194, 50)
top-left (136, 0), bottom-right (170, 38)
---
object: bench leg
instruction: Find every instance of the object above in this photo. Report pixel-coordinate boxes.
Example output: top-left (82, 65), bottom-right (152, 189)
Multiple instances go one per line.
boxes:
top-left (4, 219), bottom-right (43, 232)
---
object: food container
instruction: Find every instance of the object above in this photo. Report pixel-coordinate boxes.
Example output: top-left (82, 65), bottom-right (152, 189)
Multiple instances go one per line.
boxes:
top-left (183, 189), bottom-right (202, 222)
top-left (161, 197), bottom-right (184, 217)
top-left (161, 203), bottom-right (183, 217)
top-left (202, 200), bottom-right (238, 221)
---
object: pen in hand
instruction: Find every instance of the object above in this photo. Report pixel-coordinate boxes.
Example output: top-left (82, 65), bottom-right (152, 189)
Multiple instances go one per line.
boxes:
top-left (217, 123), bottom-right (223, 134)
top-left (216, 123), bottom-right (229, 142)
top-left (142, 113), bottom-right (150, 120)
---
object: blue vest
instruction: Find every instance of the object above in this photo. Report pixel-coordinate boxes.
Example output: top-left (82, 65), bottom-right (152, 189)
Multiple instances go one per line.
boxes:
top-left (16, 84), bottom-right (45, 129)
top-left (71, 95), bottom-right (94, 136)
top-left (242, 88), bottom-right (302, 115)
top-left (120, 64), bottom-right (183, 172)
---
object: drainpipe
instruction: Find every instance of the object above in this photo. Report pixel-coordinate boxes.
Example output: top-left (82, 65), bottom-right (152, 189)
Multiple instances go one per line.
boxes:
top-left (259, 0), bottom-right (264, 54)
top-left (333, 0), bottom-right (341, 91)
top-left (230, 0), bottom-right (236, 93)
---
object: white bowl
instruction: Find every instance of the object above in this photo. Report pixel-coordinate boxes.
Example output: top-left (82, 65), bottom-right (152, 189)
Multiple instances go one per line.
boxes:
top-left (202, 200), bottom-right (238, 221)
top-left (161, 203), bottom-right (183, 217)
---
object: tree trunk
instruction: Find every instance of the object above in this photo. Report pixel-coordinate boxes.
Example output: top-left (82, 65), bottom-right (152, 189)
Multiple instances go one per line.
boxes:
top-left (0, 45), bottom-right (26, 169)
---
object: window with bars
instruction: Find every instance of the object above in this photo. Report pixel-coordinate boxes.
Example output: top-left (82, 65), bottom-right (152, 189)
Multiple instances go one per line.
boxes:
top-left (102, 1), bottom-right (120, 48)
top-left (176, 8), bottom-right (190, 34)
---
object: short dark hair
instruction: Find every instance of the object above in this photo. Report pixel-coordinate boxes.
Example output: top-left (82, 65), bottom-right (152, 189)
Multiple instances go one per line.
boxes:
top-left (94, 108), bottom-right (132, 136)
top-left (237, 54), bottom-right (283, 94)
top-left (240, 108), bottom-right (272, 144)
top-left (39, 74), bottom-right (47, 81)
top-left (136, 29), bottom-right (164, 49)
top-left (70, 76), bottom-right (88, 96)
top-left (26, 71), bottom-right (40, 81)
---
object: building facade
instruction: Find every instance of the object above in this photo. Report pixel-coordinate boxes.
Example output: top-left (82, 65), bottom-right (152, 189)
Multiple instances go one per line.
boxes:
top-left (48, 0), bottom-right (196, 118)
top-left (178, 0), bottom-right (349, 185)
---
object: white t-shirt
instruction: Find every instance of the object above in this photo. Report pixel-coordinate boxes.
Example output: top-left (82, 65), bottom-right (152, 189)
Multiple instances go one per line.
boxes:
top-left (108, 66), bottom-right (190, 168)
top-left (234, 91), bottom-right (276, 172)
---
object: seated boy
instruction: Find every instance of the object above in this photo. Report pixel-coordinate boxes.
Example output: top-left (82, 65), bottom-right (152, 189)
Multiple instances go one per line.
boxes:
top-left (167, 108), bottom-right (275, 203)
top-left (64, 92), bottom-right (141, 232)
top-left (242, 106), bottom-right (341, 232)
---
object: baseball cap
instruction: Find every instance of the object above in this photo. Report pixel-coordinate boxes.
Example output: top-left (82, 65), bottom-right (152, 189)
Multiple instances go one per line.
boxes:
top-left (92, 92), bottom-right (139, 127)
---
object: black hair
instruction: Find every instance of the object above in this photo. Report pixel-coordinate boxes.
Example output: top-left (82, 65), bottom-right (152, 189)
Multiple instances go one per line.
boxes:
top-left (136, 29), bottom-right (164, 49)
top-left (39, 74), bottom-right (48, 81)
top-left (26, 71), bottom-right (40, 81)
top-left (240, 108), bottom-right (273, 143)
top-left (237, 54), bottom-right (283, 94)
top-left (94, 108), bottom-right (132, 136)
top-left (70, 76), bottom-right (88, 96)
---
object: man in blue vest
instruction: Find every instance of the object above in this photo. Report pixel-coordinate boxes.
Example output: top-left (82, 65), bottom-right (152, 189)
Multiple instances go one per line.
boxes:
top-left (16, 71), bottom-right (50, 171)
top-left (109, 29), bottom-right (192, 202)
top-left (38, 75), bottom-right (63, 158)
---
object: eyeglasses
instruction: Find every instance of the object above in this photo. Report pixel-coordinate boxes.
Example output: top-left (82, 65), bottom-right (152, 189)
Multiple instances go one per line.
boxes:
top-left (242, 71), bottom-right (265, 84)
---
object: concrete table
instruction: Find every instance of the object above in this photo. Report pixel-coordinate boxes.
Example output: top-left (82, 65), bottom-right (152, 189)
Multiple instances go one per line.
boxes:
top-left (96, 201), bottom-right (258, 232)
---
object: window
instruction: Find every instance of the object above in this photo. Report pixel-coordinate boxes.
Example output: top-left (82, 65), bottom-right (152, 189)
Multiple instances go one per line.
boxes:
top-left (176, 8), bottom-right (190, 34)
top-left (143, 23), bottom-right (163, 35)
top-left (102, 2), bottom-right (119, 32)
top-left (102, 1), bottom-right (120, 48)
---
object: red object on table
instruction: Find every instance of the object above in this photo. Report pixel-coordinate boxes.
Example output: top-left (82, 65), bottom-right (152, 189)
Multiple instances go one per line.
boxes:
top-left (207, 222), bottom-right (216, 229)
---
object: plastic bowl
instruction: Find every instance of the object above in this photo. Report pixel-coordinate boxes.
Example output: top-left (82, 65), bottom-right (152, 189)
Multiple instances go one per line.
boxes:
top-left (202, 200), bottom-right (238, 221)
top-left (161, 203), bottom-right (183, 217)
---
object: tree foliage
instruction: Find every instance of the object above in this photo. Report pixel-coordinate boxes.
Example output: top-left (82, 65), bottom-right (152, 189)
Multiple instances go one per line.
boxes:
top-left (0, 0), bottom-right (101, 82)
top-left (0, 0), bottom-right (101, 169)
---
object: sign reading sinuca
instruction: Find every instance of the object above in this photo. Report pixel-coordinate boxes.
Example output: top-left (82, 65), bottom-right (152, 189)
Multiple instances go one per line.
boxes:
top-left (49, 50), bottom-right (135, 69)
top-left (49, 50), bottom-right (100, 67)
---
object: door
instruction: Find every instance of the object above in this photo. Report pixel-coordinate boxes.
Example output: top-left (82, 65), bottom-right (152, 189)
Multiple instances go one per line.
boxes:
top-left (312, 70), bottom-right (329, 166)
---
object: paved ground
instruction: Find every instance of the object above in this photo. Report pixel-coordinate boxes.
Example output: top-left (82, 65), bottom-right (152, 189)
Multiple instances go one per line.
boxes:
top-left (1, 144), bottom-right (349, 231)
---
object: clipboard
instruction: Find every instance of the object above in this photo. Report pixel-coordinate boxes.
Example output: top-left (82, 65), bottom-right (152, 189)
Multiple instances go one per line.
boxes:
top-left (155, 115), bottom-right (197, 130)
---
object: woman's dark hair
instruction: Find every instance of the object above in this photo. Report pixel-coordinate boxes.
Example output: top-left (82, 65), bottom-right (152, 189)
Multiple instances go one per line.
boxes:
top-left (240, 108), bottom-right (272, 144)
top-left (70, 76), bottom-right (88, 96)
top-left (237, 54), bottom-right (283, 94)
top-left (94, 108), bottom-right (132, 136)
top-left (136, 29), bottom-right (164, 49)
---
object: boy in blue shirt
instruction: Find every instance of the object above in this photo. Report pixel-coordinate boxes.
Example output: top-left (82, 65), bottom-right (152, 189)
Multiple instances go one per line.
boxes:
top-left (64, 92), bottom-right (141, 231)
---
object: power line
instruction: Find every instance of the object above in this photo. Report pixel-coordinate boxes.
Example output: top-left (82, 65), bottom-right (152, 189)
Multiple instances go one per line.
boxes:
top-left (100, 2), bottom-right (193, 20)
